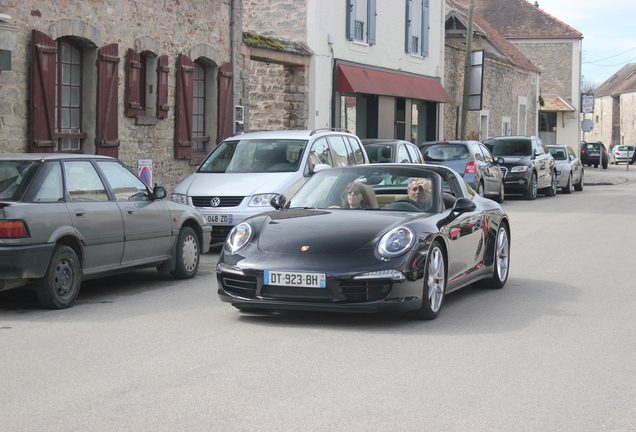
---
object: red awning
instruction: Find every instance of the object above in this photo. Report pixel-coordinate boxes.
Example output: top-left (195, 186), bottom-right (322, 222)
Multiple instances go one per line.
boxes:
top-left (337, 64), bottom-right (451, 103)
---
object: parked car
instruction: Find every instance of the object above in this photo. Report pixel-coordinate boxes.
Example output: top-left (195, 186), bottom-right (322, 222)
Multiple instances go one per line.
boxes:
top-left (418, 140), bottom-right (504, 203)
top-left (580, 141), bottom-right (608, 169)
top-left (171, 129), bottom-right (370, 245)
top-left (547, 144), bottom-right (584, 193)
top-left (0, 154), bottom-right (212, 309)
top-left (217, 163), bottom-right (510, 320)
top-left (609, 145), bottom-right (635, 165)
top-left (483, 136), bottom-right (557, 200)
top-left (362, 139), bottom-right (424, 164)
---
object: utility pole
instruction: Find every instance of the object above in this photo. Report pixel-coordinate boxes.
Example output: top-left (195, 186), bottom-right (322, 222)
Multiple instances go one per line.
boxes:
top-left (460, 0), bottom-right (475, 140)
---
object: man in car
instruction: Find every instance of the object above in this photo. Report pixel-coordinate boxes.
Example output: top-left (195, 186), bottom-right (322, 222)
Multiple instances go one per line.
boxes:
top-left (408, 178), bottom-right (432, 211)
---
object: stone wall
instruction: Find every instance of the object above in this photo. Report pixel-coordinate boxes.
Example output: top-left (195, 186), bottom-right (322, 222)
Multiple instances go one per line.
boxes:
top-left (0, 0), bottom-right (235, 192)
top-left (586, 96), bottom-right (614, 144)
top-left (242, 0), bottom-right (308, 130)
top-left (443, 43), bottom-right (538, 140)
top-left (513, 42), bottom-right (573, 104)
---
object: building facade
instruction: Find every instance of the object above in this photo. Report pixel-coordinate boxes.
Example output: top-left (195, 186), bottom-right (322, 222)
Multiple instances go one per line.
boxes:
top-left (585, 63), bottom-right (636, 147)
top-left (242, 0), bottom-right (450, 144)
top-left (444, 0), bottom-right (541, 141)
top-left (475, 0), bottom-right (582, 150)
top-left (0, 1), bottom-right (239, 192)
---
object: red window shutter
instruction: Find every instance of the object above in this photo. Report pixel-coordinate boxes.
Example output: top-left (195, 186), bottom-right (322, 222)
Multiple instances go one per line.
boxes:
top-left (156, 55), bottom-right (170, 119)
top-left (126, 48), bottom-right (141, 117)
top-left (175, 54), bottom-right (194, 159)
top-left (217, 62), bottom-right (234, 144)
top-left (96, 44), bottom-right (120, 158)
top-left (29, 30), bottom-right (57, 153)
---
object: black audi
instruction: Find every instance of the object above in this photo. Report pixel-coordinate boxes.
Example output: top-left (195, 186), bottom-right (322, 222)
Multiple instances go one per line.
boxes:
top-left (217, 164), bottom-right (510, 320)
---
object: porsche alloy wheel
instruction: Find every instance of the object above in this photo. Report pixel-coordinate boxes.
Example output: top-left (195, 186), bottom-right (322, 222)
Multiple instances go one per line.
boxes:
top-left (415, 241), bottom-right (446, 320)
top-left (476, 225), bottom-right (510, 289)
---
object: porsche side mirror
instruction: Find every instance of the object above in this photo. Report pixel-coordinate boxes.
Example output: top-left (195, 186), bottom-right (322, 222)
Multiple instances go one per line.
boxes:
top-left (270, 194), bottom-right (287, 210)
top-left (452, 197), bottom-right (477, 214)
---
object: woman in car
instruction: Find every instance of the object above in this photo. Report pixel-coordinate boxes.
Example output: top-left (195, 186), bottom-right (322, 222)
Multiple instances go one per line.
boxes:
top-left (341, 181), bottom-right (371, 209)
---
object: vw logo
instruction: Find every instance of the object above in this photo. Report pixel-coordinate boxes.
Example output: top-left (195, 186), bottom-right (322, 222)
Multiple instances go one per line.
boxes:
top-left (210, 197), bottom-right (221, 207)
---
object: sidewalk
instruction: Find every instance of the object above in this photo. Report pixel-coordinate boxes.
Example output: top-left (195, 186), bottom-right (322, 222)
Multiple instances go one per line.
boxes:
top-left (585, 163), bottom-right (636, 186)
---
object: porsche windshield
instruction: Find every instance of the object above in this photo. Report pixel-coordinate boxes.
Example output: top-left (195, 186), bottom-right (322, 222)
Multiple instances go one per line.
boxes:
top-left (289, 166), bottom-right (441, 213)
top-left (198, 139), bottom-right (307, 173)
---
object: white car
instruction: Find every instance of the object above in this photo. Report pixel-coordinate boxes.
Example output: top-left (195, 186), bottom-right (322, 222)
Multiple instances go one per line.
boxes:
top-left (547, 144), bottom-right (584, 193)
top-left (171, 129), bottom-right (370, 244)
top-left (609, 145), bottom-right (634, 165)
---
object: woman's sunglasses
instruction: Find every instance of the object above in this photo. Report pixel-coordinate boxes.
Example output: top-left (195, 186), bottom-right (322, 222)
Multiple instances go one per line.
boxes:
top-left (346, 189), bottom-right (361, 196)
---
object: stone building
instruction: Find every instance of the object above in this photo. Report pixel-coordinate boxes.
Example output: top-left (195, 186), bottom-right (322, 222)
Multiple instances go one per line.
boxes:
top-left (0, 0), bottom-right (240, 192)
top-left (242, 0), bottom-right (450, 143)
top-left (444, 0), bottom-right (541, 141)
top-left (584, 63), bottom-right (636, 147)
top-left (475, 0), bottom-right (583, 150)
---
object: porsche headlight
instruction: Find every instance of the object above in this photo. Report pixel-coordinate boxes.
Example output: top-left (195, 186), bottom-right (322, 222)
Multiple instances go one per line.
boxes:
top-left (248, 194), bottom-right (277, 207)
top-left (225, 222), bottom-right (253, 254)
top-left (510, 166), bottom-right (529, 173)
top-left (377, 226), bottom-right (415, 259)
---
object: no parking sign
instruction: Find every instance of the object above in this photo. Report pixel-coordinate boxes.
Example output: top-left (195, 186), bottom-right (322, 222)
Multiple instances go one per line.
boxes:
top-left (138, 159), bottom-right (152, 186)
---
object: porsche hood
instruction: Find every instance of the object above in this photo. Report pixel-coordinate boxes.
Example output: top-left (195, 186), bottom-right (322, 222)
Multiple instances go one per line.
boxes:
top-left (255, 208), bottom-right (416, 254)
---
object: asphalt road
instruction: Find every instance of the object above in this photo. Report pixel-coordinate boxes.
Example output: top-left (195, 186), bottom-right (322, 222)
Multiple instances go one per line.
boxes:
top-left (1, 175), bottom-right (635, 431)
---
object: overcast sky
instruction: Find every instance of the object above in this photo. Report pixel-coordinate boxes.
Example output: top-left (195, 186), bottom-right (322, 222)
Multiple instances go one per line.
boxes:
top-left (535, 0), bottom-right (636, 87)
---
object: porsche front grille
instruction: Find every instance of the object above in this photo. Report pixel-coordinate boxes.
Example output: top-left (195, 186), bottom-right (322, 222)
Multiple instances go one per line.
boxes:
top-left (222, 275), bottom-right (257, 298)
top-left (340, 279), bottom-right (392, 302)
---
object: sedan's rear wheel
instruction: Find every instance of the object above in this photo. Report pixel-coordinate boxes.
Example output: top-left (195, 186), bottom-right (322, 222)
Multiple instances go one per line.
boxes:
top-left (414, 241), bottom-right (446, 320)
top-left (34, 245), bottom-right (81, 309)
top-left (475, 225), bottom-right (510, 289)
top-left (170, 227), bottom-right (200, 279)
top-left (477, 182), bottom-right (484, 197)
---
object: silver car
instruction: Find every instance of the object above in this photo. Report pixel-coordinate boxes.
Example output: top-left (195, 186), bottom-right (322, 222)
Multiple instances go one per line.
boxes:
top-left (609, 145), bottom-right (635, 165)
top-left (547, 145), bottom-right (584, 193)
top-left (171, 129), bottom-right (370, 244)
top-left (0, 154), bottom-right (211, 309)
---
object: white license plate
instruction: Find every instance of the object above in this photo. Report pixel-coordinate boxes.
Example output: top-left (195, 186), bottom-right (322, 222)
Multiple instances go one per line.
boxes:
top-left (264, 270), bottom-right (326, 288)
top-left (205, 214), bottom-right (232, 224)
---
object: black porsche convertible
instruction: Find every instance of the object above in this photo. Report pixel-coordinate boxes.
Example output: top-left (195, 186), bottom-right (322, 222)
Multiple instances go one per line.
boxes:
top-left (216, 164), bottom-right (510, 320)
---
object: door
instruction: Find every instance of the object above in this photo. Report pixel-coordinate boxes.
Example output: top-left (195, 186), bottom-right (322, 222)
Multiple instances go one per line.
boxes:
top-left (96, 160), bottom-right (172, 265)
top-left (444, 208), bottom-right (484, 283)
top-left (63, 160), bottom-right (124, 272)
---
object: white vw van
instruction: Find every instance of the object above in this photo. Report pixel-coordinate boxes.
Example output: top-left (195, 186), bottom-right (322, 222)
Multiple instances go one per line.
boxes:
top-left (171, 129), bottom-right (369, 244)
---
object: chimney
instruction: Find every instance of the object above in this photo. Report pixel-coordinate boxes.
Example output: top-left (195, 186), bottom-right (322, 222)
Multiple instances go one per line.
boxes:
top-left (534, 1), bottom-right (539, 6)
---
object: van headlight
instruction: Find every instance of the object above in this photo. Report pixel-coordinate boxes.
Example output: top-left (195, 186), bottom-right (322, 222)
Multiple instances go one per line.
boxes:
top-left (225, 222), bottom-right (253, 254)
top-left (171, 193), bottom-right (189, 205)
top-left (377, 226), bottom-right (415, 259)
top-left (510, 166), bottom-right (529, 173)
top-left (249, 194), bottom-right (277, 207)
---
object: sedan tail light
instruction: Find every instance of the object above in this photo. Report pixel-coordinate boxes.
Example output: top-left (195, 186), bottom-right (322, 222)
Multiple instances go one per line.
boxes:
top-left (0, 221), bottom-right (28, 238)
top-left (464, 161), bottom-right (476, 174)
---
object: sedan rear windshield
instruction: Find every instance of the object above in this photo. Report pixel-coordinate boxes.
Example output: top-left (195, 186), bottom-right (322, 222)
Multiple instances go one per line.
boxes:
top-left (420, 144), bottom-right (470, 162)
top-left (484, 139), bottom-right (531, 157)
top-left (0, 161), bottom-right (40, 201)
top-left (198, 139), bottom-right (307, 173)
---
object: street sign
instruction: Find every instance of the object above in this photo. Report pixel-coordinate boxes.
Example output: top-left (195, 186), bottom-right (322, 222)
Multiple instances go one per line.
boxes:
top-left (581, 93), bottom-right (594, 114)
top-left (581, 119), bottom-right (593, 132)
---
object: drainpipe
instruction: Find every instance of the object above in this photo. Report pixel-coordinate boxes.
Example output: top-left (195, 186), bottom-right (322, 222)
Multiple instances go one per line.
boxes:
top-left (230, 0), bottom-right (237, 134)
top-left (460, 0), bottom-right (475, 141)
